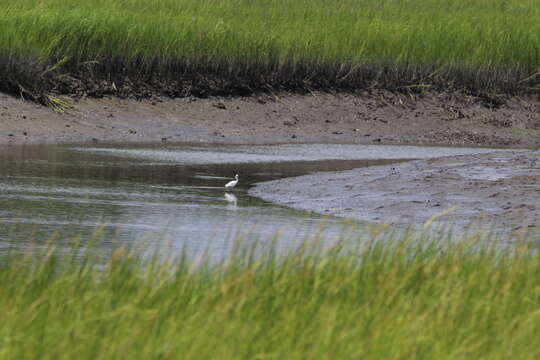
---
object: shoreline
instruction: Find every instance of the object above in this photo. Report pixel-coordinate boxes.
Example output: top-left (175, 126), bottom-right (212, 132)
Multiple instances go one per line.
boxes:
top-left (2, 90), bottom-right (539, 233)
top-left (249, 150), bottom-right (540, 233)
top-left (0, 90), bottom-right (539, 147)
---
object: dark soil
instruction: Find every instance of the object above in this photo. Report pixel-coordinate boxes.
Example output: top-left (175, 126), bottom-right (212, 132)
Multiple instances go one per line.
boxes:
top-left (2, 60), bottom-right (537, 104)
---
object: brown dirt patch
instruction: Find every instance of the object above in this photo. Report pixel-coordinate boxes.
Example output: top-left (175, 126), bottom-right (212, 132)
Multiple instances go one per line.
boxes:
top-left (0, 90), bottom-right (538, 146)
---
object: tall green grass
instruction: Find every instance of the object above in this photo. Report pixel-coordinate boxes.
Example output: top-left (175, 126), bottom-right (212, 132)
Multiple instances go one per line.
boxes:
top-left (0, 0), bottom-right (538, 100)
top-left (1, 229), bottom-right (540, 359)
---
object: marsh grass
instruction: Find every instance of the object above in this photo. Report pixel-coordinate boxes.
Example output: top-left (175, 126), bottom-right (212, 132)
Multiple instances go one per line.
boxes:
top-left (0, 0), bottom-right (539, 100)
top-left (1, 228), bottom-right (540, 359)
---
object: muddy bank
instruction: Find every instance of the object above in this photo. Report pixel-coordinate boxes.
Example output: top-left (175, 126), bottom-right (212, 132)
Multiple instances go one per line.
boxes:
top-left (250, 151), bottom-right (540, 232)
top-left (0, 91), bottom-right (538, 146)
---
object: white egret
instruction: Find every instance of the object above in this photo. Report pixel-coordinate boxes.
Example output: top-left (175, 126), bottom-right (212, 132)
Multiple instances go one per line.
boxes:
top-left (224, 174), bottom-right (239, 190)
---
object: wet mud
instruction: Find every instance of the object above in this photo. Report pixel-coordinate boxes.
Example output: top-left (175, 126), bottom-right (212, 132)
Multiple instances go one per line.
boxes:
top-left (250, 151), bottom-right (540, 233)
top-left (1, 88), bottom-right (539, 232)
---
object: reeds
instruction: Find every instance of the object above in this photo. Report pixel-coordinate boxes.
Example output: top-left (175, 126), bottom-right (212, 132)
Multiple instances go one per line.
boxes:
top-left (0, 0), bottom-right (538, 99)
top-left (1, 228), bottom-right (540, 359)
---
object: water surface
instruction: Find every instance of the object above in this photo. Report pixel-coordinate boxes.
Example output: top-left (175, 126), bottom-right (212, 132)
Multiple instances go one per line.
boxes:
top-left (0, 143), bottom-right (504, 260)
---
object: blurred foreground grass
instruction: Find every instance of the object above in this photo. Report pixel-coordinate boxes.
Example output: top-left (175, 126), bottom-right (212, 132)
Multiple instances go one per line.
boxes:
top-left (1, 228), bottom-right (540, 359)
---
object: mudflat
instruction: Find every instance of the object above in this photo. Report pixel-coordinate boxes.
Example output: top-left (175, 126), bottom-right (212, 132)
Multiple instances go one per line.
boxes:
top-left (250, 150), bottom-right (540, 232)
top-left (1, 90), bottom-right (539, 232)
top-left (0, 91), bottom-right (538, 147)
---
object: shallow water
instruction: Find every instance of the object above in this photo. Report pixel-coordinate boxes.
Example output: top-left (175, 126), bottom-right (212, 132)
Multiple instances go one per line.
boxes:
top-left (0, 143), bottom-right (504, 260)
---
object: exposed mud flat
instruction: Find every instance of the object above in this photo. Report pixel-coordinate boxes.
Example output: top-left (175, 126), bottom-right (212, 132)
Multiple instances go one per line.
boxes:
top-left (1, 89), bottom-right (539, 232)
top-left (250, 151), bottom-right (540, 233)
top-left (0, 91), bottom-right (538, 146)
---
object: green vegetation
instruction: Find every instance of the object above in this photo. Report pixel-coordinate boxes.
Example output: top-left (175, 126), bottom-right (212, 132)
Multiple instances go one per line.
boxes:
top-left (0, 0), bottom-right (539, 100)
top-left (1, 229), bottom-right (540, 359)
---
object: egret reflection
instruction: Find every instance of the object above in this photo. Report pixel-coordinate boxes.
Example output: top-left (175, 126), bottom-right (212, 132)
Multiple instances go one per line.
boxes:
top-left (224, 192), bottom-right (238, 207)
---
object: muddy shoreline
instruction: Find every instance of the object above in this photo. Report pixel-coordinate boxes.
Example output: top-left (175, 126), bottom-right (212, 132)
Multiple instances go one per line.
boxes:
top-left (1, 90), bottom-right (539, 232)
top-left (249, 151), bottom-right (540, 233)
top-left (0, 91), bottom-right (538, 147)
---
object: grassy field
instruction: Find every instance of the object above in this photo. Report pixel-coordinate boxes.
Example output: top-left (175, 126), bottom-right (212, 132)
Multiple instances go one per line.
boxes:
top-left (0, 0), bottom-right (539, 100)
top-left (1, 230), bottom-right (540, 359)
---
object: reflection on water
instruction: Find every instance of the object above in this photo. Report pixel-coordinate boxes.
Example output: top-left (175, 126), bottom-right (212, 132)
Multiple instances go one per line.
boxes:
top-left (73, 143), bottom-right (502, 164)
top-left (0, 143), bottom-right (505, 260)
top-left (224, 193), bottom-right (238, 207)
top-left (0, 144), bottom-right (389, 259)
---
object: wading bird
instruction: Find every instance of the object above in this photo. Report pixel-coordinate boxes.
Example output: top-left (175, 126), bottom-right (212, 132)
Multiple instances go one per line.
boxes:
top-left (225, 174), bottom-right (239, 190)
